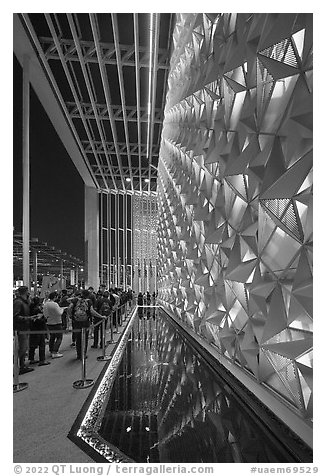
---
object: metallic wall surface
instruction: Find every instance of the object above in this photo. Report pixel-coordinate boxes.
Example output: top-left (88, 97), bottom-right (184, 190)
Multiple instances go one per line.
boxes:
top-left (157, 14), bottom-right (313, 422)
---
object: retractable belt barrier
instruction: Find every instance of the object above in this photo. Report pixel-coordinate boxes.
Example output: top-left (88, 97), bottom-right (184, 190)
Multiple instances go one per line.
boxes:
top-left (13, 301), bottom-right (135, 392)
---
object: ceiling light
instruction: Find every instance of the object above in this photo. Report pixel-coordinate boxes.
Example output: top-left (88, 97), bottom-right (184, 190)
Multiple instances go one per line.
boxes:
top-left (146, 14), bottom-right (155, 160)
top-left (145, 178), bottom-right (150, 183)
top-left (126, 177), bottom-right (131, 182)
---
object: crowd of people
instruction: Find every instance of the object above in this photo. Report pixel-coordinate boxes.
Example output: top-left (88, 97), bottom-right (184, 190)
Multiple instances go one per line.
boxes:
top-left (13, 285), bottom-right (134, 375)
top-left (137, 291), bottom-right (156, 306)
top-left (137, 291), bottom-right (157, 319)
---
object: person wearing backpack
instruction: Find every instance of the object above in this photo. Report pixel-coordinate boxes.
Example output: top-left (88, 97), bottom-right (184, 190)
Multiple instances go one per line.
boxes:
top-left (59, 289), bottom-right (69, 330)
top-left (92, 291), bottom-right (112, 349)
top-left (109, 288), bottom-right (119, 326)
top-left (70, 289), bottom-right (105, 360)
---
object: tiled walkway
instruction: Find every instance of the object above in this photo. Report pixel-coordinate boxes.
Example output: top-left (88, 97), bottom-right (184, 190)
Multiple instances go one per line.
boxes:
top-left (13, 314), bottom-right (131, 463)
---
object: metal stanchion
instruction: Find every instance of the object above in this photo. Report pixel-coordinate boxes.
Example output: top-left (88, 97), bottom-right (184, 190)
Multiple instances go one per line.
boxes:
top-left (107, 313), bottom-right (115, 344)
top-left (73, 328), bottom-right (94, 389)
top-left (13, 331), bottom-right (28, 393)
top-left (114, 309), bottom-right (121, 334)
top-left (97, 318), bottom-right (111, 361)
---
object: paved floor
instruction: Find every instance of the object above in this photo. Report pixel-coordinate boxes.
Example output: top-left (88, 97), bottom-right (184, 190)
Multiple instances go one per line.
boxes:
top-left (13, 313), bottom-right (131, 463)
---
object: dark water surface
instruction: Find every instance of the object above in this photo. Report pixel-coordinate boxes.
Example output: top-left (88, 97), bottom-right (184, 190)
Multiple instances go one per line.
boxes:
top-left (98, 307), bottom-right (305, 463)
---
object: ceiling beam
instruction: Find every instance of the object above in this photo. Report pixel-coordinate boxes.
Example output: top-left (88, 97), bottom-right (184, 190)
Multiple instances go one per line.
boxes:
top-left (66, 13), bottom-right (117, 191)
top-left (94, 165), bottom-right (157, 176)
top-left (133, 14), bottom-right (143, 193)
top-left (111, 13), bottom-right (134, 191)
top-left (148, 13), bottom-right (160, 192)
top-left (89, 13), bottom-right (127, 192)
top-left (82, 141), bottom-right (159, 156)
top-left (40, 36), bottom-right (169, 69)
top-left (44, 13), bottom-right (113, 190)
top-left (67, 103), bottom-right (163, 124)
top-left (14, 14), bottom-right (97, 189)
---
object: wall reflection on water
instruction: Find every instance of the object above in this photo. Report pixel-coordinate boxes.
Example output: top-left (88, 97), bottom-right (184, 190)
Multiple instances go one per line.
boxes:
top-left (99, 308), bottom-right (290, 463)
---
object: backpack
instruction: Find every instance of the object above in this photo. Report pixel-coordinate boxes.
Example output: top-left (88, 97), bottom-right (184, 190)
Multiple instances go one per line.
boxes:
top-left (112, 293), bottom-right (120, 310)
top-left (100, 299), bottom-right (112, 317)
top-left (73, 298), bottom-right (90, 322)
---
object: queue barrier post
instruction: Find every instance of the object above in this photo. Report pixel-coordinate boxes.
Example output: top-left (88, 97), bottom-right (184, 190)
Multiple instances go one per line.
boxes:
top-left (107, 313), bottom-right (115, 344)
top-left (114, 309), bottom-right (121, 334)
top-left (73, 327), bottom-right (94, 389)
top-left (97, 318), bottom-right (111, 362)
top-left (13, 331), bottom-right (29, 393)
top-left (119, 306), bottom-right (123, 326)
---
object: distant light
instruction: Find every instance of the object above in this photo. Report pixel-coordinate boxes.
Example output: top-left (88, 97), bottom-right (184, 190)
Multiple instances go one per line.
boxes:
top-left (126, 427), bottom-right (132, 432)
top-left (145, 427), bottom-right (150, 432)
top-left (145, 178), bottom-right (150, 183)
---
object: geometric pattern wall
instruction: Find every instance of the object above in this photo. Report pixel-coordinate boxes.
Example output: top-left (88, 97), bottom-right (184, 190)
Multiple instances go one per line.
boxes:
top-left (157, 14), bottom-right (313, 422)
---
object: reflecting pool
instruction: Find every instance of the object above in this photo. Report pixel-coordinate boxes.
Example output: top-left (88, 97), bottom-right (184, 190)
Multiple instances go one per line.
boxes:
top-left (98, 307), bottom-right (310, 463)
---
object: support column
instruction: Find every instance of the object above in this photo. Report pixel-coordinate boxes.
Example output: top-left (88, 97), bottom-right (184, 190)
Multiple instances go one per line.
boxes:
top-left (108, 193), bottom-right (111, 289)
top-left (116, 193), bottom-right (120, 288)
top-left (22, 55), bottom-right (30, 289)
top-left (60, 259), bottom-right (64, 290)
top-left (33, 249), bottom-right (37, 296)
top-left (130, 196), bottom-right (134, 291)
top-left (85, 185), bottom-right (99, 289)
top-left (70, 268), bottom-right (75, 286)
top-left (100, 192), bottom-right (104, 285)
top-left (123, 193), bottom-right (127, 290)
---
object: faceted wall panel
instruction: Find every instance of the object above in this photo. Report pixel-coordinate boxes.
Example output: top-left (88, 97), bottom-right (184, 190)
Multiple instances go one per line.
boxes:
top-left (157, 14), bottom-right (312, 421)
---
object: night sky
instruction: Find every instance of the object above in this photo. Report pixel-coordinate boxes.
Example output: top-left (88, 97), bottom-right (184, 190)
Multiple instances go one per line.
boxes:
top-left (13, 54), bottom-right (85, 260)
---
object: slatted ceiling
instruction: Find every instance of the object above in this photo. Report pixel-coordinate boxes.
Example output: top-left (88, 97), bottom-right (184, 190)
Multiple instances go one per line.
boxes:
top-left (123, 67), bottom-right (137, 106)
top-left (139, 61), bottom-right (149, 104)
top-left (118, 13), bottom-right (134, 44)
top-left (115, 121), bottom-right (127, 142)
top-left (96, 14), bottom-right (113, 43)
top-left (101, 118), bottom-right (114, 143)
top-left (22, 13), bottom-right (172, 192)
top-left (128, 122), bottom-right (139, 144)
top-left (88, 63), bottom-right (105, 103)
top-left (28, 13), bottom-right (50, 36)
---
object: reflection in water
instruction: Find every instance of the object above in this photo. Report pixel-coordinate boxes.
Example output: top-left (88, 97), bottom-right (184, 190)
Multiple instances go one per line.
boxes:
top-left (99, 307), bottom-right (299, 463)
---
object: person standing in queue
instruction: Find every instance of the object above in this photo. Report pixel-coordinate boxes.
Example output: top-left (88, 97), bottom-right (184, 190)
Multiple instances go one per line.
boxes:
top-left (28, 296), bottom-right (50, 366)
top-left (59, 289), bottom-right (70, 331)
top-left (137, 292), bottom-right (144, 318)
top-left (13, 286), bottom-right (44, 374)
top-left (70, 289), bottom-right (106, 360)
top-left (96, 291), bottom-right (112, 349)
top-left (43, 291), bottom-right (67, 359)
